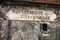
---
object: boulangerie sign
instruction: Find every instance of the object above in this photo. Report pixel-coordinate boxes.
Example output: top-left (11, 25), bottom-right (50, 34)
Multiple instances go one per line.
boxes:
top-left (6, 9), bottom-right (57, 21)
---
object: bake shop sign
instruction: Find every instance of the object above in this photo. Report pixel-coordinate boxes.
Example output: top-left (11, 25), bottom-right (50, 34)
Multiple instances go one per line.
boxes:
top-left (6, 9), bottom-right (57, 21)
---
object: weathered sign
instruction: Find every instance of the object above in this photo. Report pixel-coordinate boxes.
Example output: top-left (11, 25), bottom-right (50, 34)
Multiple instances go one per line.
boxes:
top-left (6, 9), bottom-right (57, 21)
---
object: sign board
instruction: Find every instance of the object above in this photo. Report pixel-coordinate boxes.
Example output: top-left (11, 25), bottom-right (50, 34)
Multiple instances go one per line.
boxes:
top-left (6, 9), bottom-right (57, 21)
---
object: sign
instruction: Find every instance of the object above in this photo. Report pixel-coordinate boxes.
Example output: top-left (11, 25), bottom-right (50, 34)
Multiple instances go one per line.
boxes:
top-left (6, 9), bottom-right (57, 21)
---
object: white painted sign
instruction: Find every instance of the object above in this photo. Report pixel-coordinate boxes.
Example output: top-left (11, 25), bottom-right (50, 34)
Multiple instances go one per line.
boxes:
top-left (6, 9), bottom-right (57, 21)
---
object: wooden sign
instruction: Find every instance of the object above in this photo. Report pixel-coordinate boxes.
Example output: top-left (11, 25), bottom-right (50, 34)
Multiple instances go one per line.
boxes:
top-left (6, 9), bottom-right (57, 22)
